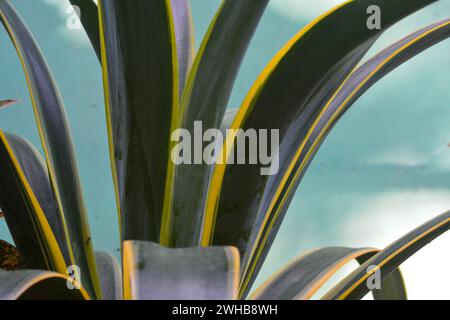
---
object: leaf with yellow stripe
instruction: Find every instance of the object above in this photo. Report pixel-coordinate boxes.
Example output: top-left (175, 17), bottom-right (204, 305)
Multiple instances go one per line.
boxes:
top-left (0, 131), bottom-right (67, 273)
top-left (243, 17), bottom-right (450, 298)
top-left (203, 0), bottom-right (437, 298)
top-left (170, 0), bottom-right (269, 248)
top-left (0, 0), bottom-right (101, 299)
top-left (98, 0), bottom-right (179, 244)
top-left (250, 247), bottom-right (406, 300)
top-left (322, 210), bottom-right (450, 300)
top-left (170, 0), bottom-right (195, 95)
top-left (75, 0), bottom-right (193, 95)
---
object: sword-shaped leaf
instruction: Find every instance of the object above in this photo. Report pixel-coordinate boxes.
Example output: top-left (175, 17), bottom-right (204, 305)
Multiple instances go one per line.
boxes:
top-left (251, 247), bottom-right (406, 300)
top-left (2, 133), bottom-right (71, 265)
top-left (245, 17), bottom-right (450, 298)
top-left (0, 131), bottom-right (67, 273)
top-left (323, 210), bottom-right (450, 300)
top-left (0, 0), bottom-right (101, 298)
top-left (0, 269), bottom-right (89, 300)
top-left (98, 0), bottom-right (179, 244)
top-left (170, 0), bottom-right (195, 95)
top-left (170, 0), bottom-right (269, 248)
top-left (202, 0), bottom-right (438, 297)
top-left (122, 240), bottom-right (239, 300)
top-left (74, 0), bottom-right (193, 94)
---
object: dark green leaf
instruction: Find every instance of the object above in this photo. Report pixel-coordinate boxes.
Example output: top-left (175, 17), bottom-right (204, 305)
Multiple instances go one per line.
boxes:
top-left (98, 0), bottom-right (179, 244)
top-left (2, 133), bottom-right (71, 266)
top-left (0, 131), bottom-right (67, 272)
top-left (171, 0), bottom-right (269, 248)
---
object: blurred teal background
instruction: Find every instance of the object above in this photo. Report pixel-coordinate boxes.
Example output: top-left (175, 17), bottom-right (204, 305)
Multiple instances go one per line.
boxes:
top-left (0, 0), bottom-right (449, 299)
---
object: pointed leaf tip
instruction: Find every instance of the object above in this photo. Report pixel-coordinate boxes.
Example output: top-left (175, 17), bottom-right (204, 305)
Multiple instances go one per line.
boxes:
top-left (0, 99), bottom-right (20, 109)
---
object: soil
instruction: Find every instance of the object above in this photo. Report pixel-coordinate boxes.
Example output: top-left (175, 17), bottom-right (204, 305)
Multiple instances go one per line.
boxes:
top-left (0, 240), bottom-right (23, 271)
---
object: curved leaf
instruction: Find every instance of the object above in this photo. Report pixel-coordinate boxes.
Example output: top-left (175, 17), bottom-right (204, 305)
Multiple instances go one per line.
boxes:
top-left (170, 0), bottom-right (269, 248)
top-left (98, 0), bottom-right (179, 244)
top-left (170, 0), bottom-right (195, 95)
top-left (202, 0), bottom-right (437, 297)
top-left (250, 247), bottom-right (406, 300)
top-left (95, 251), bottom-right (122, 300)
top-left (371, 267), bottom-right (407, 300)
top-left (0, 0), bottom-right (101, 298)
top-left (122, 240), bottom-right (239, 300)
top-left (323, 211), bottom-right (450, 300)
top-left (0, 269), bottom-right (89, 300)
top-left (247, 17), bottom-right (450, 299)
top-left (2, 133), bottom-right (71, 265)
top-left (69, 0), bottom-right (101, 59)
top-left (0, 131), bottom-right (67, 273)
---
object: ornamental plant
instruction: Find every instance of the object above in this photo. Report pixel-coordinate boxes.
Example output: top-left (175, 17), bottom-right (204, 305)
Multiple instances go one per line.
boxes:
top-left (0, 0), bottom-right (449, 300)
